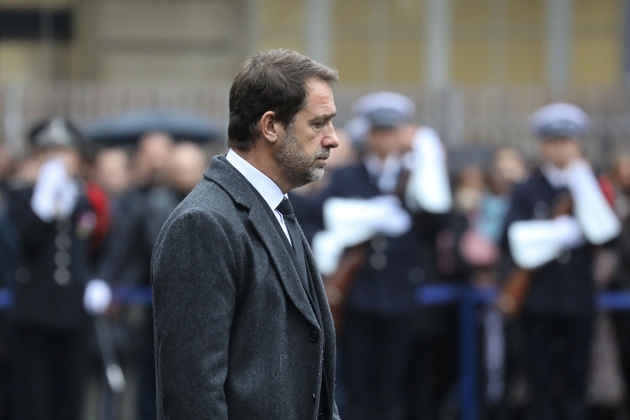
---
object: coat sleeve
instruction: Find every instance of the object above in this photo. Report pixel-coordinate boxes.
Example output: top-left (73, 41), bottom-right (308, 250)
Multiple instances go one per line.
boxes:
top-left (152, 210), bottom-right (238, 420)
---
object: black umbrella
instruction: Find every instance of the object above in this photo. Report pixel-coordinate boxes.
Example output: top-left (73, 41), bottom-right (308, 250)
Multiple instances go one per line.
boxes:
top-left (84, 109), bottom-right (223, 146)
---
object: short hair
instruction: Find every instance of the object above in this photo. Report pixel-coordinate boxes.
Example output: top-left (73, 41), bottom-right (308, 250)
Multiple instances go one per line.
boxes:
top-left (227, 49), bottom-right (339, 151)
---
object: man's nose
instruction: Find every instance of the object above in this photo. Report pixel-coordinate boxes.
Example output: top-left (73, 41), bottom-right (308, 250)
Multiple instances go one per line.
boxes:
top-left (324, 126), bottom-right (340, 149)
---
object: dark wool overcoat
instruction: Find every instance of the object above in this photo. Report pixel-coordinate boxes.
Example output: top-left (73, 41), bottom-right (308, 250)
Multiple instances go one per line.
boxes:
top-left (151, 155), bottom-right (339, 420)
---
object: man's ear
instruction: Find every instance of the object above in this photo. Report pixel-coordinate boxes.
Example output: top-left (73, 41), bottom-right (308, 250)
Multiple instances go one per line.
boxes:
top-left (259, 111), bottom-right (281, 145)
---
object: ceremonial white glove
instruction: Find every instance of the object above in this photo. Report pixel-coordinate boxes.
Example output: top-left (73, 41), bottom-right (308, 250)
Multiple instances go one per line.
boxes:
top-left (405, 127), bottom-right (452, 213)
top-left (564, 159), bottom-right (621, 245)
top-left (83, 279), bottom-right (112, 315)
top-left (508, 215), bottom-right (584, 269)
top-left (313, 195), bottom-right (412, 275)
top-left (31, 158), bottom-right (79, 222)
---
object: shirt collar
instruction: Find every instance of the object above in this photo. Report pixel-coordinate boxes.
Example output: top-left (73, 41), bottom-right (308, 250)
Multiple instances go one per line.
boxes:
top-left (541, 163), bottom-right (567, 188)
top-left (226, 149), bottom-right (285, 211)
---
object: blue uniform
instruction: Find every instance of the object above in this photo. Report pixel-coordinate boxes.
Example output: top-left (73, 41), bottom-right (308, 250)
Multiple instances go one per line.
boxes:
top-left (501, 168), bottom-right (597, 420)
top-left (313, 161), bottom-right (456, 420)
top-left (502, 169), bottom-right (596, 316)
top-left (7, 181), bottom-right (94, 420)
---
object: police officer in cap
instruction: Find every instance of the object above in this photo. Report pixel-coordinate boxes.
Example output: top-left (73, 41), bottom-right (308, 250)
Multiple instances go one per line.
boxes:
top-left (313, 92), bottom-right (453, 420)
top-left (501, 103), bottom-right (621, 420)
top-left (6, 117), bottom-right (112, 420)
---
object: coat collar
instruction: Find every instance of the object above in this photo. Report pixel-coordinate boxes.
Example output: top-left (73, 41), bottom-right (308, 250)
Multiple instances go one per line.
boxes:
top-left (203, 156), bottom-right (320, 328)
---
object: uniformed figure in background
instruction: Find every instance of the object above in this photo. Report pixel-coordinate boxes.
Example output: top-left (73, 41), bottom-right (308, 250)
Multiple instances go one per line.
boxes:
top-left (312, 92), bottom-right (453, 420)
top-left (6, 117), bottom-right (112, 420)
top-left (501, 103), bottom-right (621, 420)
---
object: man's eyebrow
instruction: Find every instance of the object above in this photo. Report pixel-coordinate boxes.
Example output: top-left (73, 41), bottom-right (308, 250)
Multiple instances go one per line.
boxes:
top-left (310, 112), bottom-right (337, 122)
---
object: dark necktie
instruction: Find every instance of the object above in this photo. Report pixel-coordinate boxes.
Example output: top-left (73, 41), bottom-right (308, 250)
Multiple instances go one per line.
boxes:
top-left (276, 197), bottom-right (303, 254)
top-left (276, 197), bottom-right (321, 320)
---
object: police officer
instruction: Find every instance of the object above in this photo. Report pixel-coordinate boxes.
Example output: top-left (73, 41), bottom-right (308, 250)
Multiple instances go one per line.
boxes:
top-left (501, 103), bottom-right (621, 420)
top-left (6, 117), bottom-right (112, 420)
top-left (313, 92), bottom-right (453, 420)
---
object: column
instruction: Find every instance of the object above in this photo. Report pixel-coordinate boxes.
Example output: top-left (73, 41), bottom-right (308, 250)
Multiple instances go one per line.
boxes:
top-left (546, 0), bottom-right (572, 89)
top-left (304, 0), bottom-right (333, 65)
top-left (425, 0), bottom-right (451, 89)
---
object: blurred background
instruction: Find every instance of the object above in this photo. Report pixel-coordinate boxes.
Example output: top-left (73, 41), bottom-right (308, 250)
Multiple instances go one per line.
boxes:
top-left (0, 0), bottom-right (629, 160)
top-left (1, 2), bottom-right (630, 420)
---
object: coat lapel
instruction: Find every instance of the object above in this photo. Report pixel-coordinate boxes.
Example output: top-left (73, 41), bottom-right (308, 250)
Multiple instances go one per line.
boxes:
top-left (247, 201), bottom-right (319, 327)
top-left (204, 156), bottom-right (319, 328)
top-left (300, 229), bottom-right (334, 330)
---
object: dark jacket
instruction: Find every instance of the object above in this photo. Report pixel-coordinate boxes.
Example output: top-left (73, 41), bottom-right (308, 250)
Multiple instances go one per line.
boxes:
top-left (151, 156), bottom-right (339, 420)
top-left (0, 184), bottom-right (17, 287)
top-left (7, 182), bottom-right (93, 330)
top-left (501, 169), bottom-right (597, 316)
top-left (315, 162), bottom-right (446, 316)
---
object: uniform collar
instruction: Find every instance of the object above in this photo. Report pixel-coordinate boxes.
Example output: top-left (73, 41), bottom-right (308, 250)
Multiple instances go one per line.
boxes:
top-left (541, 163), bottom-right (568, 188)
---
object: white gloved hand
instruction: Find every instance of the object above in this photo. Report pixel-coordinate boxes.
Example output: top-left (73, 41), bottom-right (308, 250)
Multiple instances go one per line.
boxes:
top-left (31, 158), bottom-right (79, 222)
top-left (564, 159), bottom-right (621, 245)
top-left (507, 216), bottom-right (584, 269)
top-left (313, 195), bottom-right (413, 275)
top-left (83, 279), bottom-right (112, 315)
top-left (552, 215), bottom-right (584, 248)
top-left (405, 127), bottom-right (452, 213)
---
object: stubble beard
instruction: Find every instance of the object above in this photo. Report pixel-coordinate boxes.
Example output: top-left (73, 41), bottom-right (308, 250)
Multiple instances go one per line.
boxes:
top-left (275, 123), bottom-right (328, 189)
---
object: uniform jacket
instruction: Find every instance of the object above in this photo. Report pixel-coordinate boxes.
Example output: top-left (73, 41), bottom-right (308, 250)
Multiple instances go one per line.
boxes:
top-left (151, 156), bottom-right (339, 420)
top-left (314, 162), bottom-right (446, 317)
top-left (501, 169), bottom-right (597, 316)
top-left (7, 183), bottom-right (93, 330)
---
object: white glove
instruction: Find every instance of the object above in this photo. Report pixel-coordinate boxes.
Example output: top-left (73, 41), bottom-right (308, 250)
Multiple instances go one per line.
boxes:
top-left (507, 216), bottom-right (584, 269)
top-left (313, 196), bottom-right (412, 275)
top-left (31, 158), bottom-right (79, 222)
top-left (405, 127), bottom-right (452, 213)
top-left (564, 159), bottom-right (621, 245)
top-left (83, 279), bottom-right (112, 315)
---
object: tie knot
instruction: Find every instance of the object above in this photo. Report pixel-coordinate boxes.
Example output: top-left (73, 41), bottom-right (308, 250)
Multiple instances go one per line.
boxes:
top-left (276, 197), bottom-right (294, 216)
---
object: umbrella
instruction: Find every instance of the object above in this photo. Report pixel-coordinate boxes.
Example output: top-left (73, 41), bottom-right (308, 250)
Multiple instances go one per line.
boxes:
top-left (84, 109), bottom-right (223, 146)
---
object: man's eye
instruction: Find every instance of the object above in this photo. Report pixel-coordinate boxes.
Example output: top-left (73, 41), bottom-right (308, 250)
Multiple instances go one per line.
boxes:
top-left (313, 122), bottom-right (325, 129)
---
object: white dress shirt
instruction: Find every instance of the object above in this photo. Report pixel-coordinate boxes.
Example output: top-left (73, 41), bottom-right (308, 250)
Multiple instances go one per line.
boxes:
top-left (226, 149), bottom-right (291, 243)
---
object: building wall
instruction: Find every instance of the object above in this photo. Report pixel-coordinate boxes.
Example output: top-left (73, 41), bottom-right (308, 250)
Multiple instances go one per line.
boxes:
top-left (0, 0), bottom-right (624, 87)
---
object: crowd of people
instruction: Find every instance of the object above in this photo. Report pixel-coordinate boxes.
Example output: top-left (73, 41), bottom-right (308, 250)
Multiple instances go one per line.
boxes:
top-left (0, 124), bottom-right (212, 419)
top-left (0, 89), bottom-right (629, 420)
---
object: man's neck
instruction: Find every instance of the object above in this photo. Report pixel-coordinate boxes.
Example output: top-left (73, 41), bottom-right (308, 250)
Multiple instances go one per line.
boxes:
top-left (231, 147), bottom-right (291, 193)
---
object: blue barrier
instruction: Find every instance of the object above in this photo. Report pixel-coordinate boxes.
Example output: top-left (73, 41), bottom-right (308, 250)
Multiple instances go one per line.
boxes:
top-left (1, 283), bottom-right (628, 420)
top-left (416, 284), bottom-right (630, 420)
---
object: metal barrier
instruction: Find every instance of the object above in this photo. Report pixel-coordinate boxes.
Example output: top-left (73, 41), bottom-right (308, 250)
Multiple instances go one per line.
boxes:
top-left (0, 283), bottom-right (628, 420)
top-left (417, 284), bottom-right (630, 420)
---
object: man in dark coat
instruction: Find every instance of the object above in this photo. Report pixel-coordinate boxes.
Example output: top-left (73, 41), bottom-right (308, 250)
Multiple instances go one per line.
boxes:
top-left (501, 103), bottom-right (621, 420)
top-left (151, 49), bottom-right (341, 419)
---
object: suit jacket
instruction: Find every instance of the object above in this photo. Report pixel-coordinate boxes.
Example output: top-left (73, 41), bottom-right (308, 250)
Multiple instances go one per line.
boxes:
top-left (151, 155), bottom-right (339, 420)
top-left (501, 169), bottom-right (596, 316)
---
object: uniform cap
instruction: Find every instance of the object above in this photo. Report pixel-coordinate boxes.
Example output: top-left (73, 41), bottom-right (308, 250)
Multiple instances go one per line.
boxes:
top-left (352, 91), bottom-right (415, 129)
top-left (29, 116), bottom-right (85, 149)
top-left (344, 115), bottom-right (370, 146)
top-left (529, 102), bottom-right (589, 139)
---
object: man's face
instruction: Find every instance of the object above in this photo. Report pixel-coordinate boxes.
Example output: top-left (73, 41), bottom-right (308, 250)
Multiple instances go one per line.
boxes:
top-left (274, 78), bottom-right (339, 188)
top-left (539, 136), bottom-right (581, 169)
top-left (366, 127), bottom-right (401, 160)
